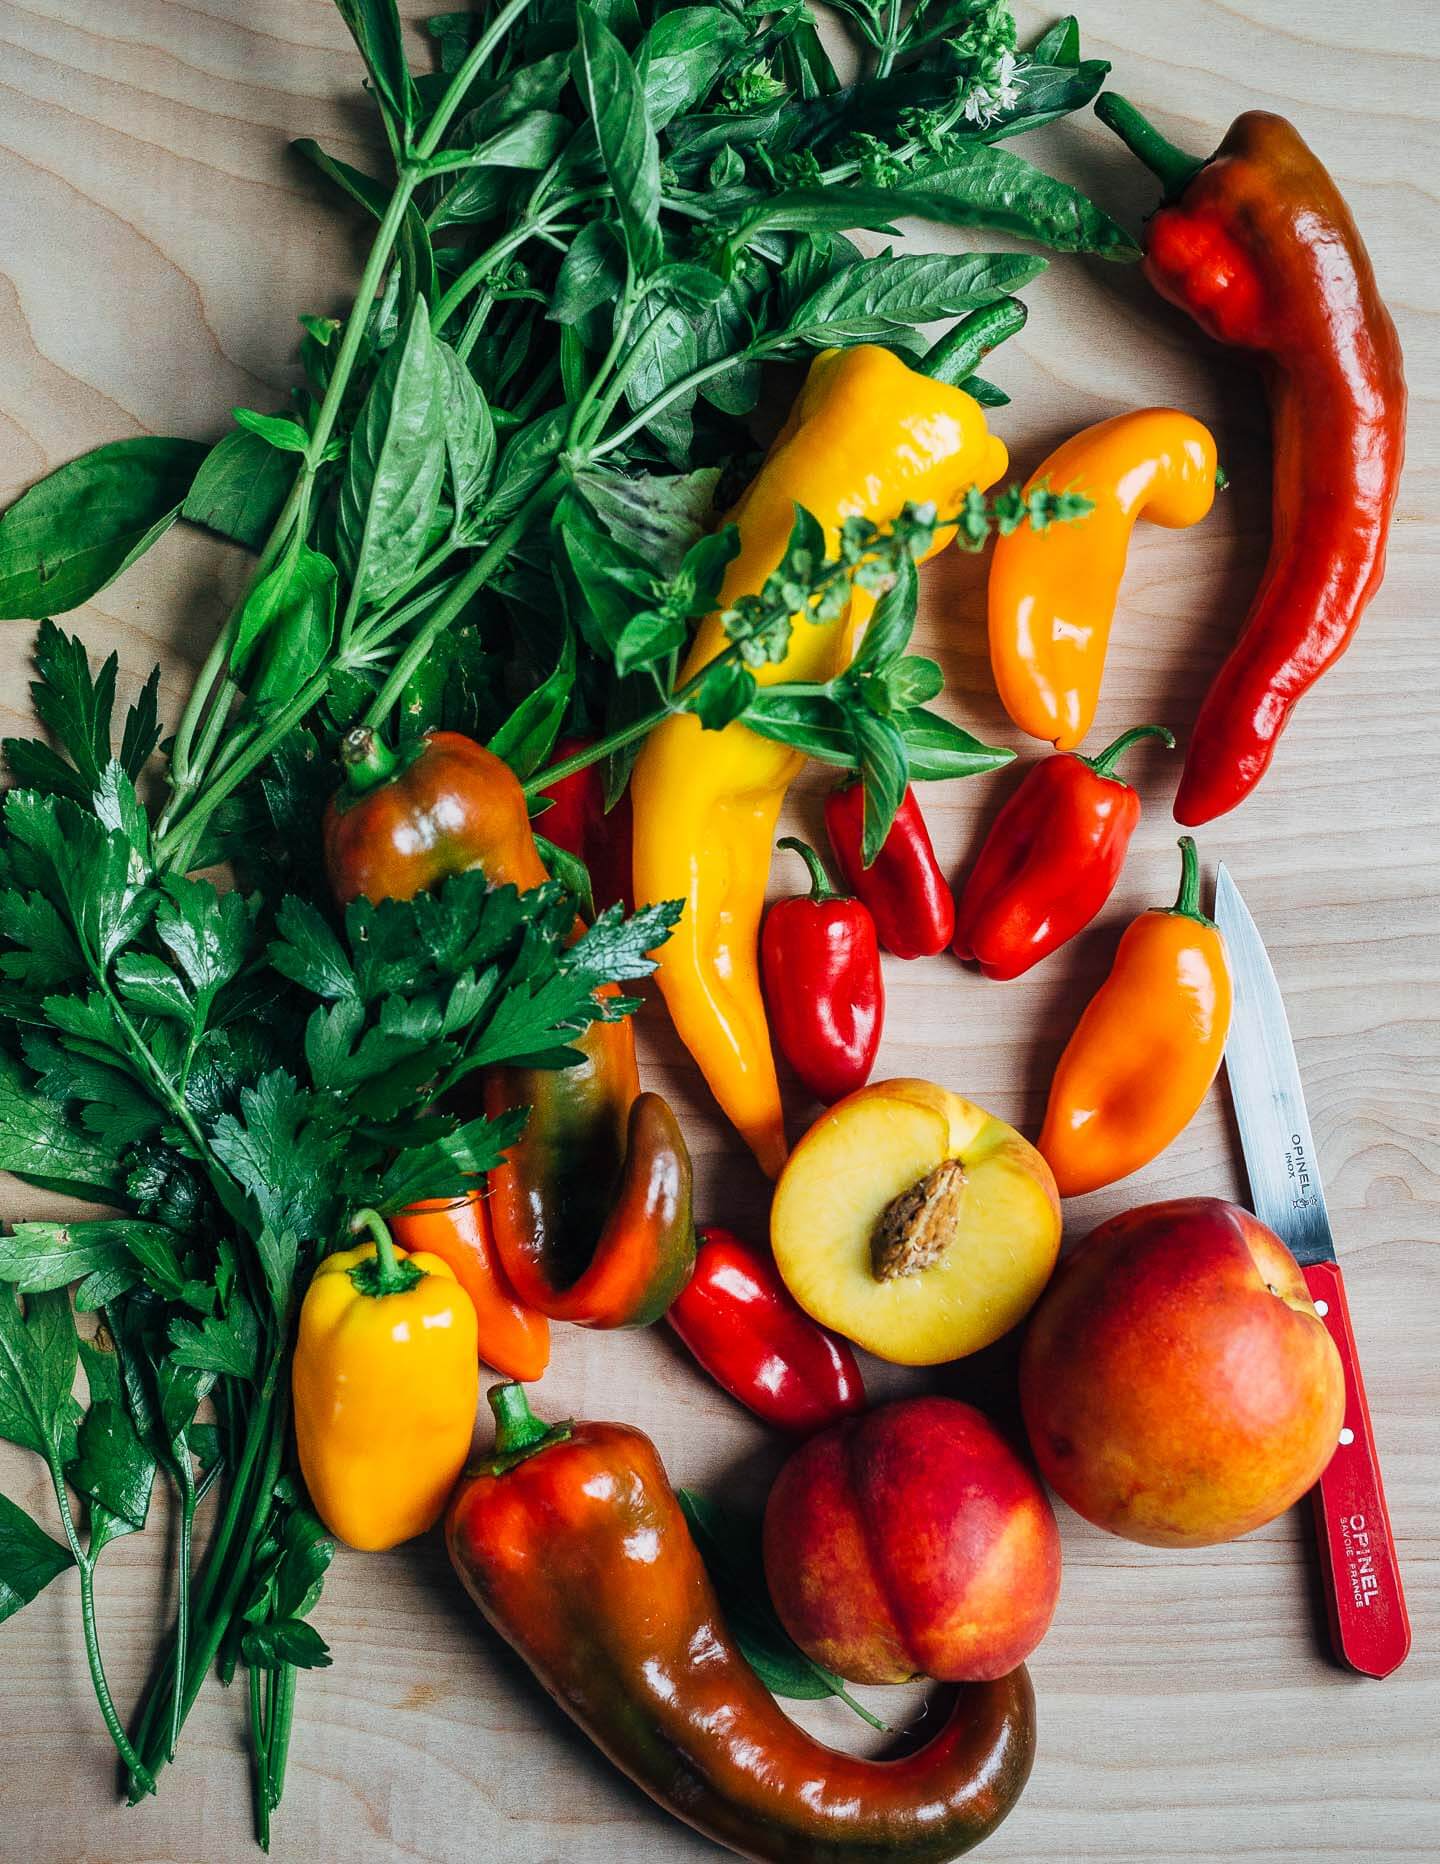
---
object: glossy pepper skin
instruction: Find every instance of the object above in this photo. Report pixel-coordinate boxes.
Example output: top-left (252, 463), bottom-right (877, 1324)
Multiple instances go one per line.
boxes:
top-left (293, 1222), bottom-right (478, 1552)
top-left (324, 727), bottom-right (693, 1330)
top-left (667, 1226), bottom-right (866, 1435)
top-left (391, 1193), bottom-right (549, 1383)
top-left (537, 734), bottom-right (634, 915)
top-left (953, 723), bottom-right (1174, 980)
top-left (631, 346), bottom-right (1008, 1177)
top-left (448, 1384), bottom-right (1035, 1864)
top-left (1039, 837), bottom-right (1233, 1197)
top-left (825, 782), bottom-right (954, 959)
top-left (988, 408), bottom-right (1217, 749)
top-left (1096, 101), bottom-right (1406, 824)
top-left (761, 837), bottom-right (883, 1105)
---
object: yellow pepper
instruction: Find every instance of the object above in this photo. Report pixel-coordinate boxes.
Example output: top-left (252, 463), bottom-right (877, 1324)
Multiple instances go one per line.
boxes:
top-left (292, 1214), bottom-right (479, 1551)
top-left (988, 408), bottom-right (1218, 750)
top-left (631, 345), bottom-right (1008, 1177)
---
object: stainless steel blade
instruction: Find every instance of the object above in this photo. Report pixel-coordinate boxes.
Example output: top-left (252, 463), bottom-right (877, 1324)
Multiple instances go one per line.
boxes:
top-left (1214, 865), bottom-right (1337, 1266)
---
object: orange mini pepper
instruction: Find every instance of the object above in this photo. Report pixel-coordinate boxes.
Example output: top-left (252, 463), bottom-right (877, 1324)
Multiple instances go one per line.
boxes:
top-left (391, 1192), bottom-right (549, 1382)
top-left (988, 408), bottom-right (1218, 749)
top-left (1038, 837), bottom-right (1232, 1197)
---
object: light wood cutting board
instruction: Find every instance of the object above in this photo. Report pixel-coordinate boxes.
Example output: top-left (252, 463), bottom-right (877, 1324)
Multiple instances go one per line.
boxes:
top-left (0, 3), bottom-right (1436, 1859)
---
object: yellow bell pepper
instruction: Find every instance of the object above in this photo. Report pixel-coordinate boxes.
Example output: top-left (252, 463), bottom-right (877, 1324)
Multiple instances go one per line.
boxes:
top-left (292, 1214), bottom-right (479, 1551)
top-left (631, 345), bottom-right (1008, 1177)
top-left (988, 407), bottom-right (1218, 750)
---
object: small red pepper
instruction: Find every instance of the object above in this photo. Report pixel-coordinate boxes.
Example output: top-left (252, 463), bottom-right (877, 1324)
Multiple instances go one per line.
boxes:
top-left (953, 723), bottom-right (1173, 981)
top-left (667, 1226), bottom-right (866, 1435)
top-left (761, 837), bottom-right (883, 1104)
top-left (537, 735), bottom-right (634, 915)
top-left (824, 781), bottom-right (954, 959)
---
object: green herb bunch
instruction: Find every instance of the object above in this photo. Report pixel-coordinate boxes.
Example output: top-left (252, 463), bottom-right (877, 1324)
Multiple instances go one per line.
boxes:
top-left (0, 0), bottom-right (1119, 1847)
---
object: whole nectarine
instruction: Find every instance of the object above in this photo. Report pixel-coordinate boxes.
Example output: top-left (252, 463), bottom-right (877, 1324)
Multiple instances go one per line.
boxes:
top-left (763, 1397), bottom-right (1062, 1684)
top-left (1019, 1197), bottom-right (1344, 1547)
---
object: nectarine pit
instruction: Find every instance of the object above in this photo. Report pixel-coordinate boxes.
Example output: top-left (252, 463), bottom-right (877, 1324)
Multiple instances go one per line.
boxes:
top-left (871, 1158), bottom-right (965, 1281)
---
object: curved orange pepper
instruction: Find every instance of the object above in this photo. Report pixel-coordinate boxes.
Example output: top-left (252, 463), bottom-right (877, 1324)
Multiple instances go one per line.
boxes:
top-left (988, 408), bottom-right (1218, 750)
top-left (391, 1193), bottom-right (549, 1382)
top-left (1038, 837), bottom-right (1232, 1196)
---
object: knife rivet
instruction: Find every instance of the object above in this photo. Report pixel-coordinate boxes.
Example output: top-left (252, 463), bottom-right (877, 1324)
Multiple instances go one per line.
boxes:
top-left (1339, 1428), bottom-right (1354, 1446)
top-left (1314, 1299), bottom-right (1329, 1317)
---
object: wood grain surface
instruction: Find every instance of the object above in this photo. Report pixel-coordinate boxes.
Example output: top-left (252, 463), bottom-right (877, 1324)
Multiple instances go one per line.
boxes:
top-left (1, 3), bottom-right (1437, 1860)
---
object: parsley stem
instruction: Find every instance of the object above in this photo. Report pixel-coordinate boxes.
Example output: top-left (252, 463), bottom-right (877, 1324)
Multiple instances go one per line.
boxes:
top-left (249, 1660), bottom-right (271, 1850)
top-left (48, 1467), bottom-right (155, 1795)
top-left (168, 1440), bottom-right (197, 1764)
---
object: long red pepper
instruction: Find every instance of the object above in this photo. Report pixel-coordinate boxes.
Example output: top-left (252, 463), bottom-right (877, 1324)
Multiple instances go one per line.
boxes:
top-left (1095, 99), bottom-right (1406, 825)
top-left (825, 781), bottom-right (954, 958)
top-left (667, 1226), bottom-right (866, 1435)
top-left (953, 724), bottom-right (1172, 981)
top-left (536, 734), bottom-right (634, 913)
top-left (761, 837), bottom-right (883, 1104)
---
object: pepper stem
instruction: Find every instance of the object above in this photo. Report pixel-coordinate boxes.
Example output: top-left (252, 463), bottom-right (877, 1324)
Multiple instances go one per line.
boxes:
top-left (1167, 835), bottom-right (1215, 927)
top-left (778, 835), bottom-right (839, 903)
top-left (348, 1207), bottom-right (420, 1296)
top-left (1083, 723), bottom-right (1175, 782)
top-left (920, 297), bottom-right (1028, 388)
top-left (339, 726), bottom-right (399, 794)
top-left (485, 1382), bottom-right (572, 1474)
top-left (1094, 93), bottom-right (1207, 203)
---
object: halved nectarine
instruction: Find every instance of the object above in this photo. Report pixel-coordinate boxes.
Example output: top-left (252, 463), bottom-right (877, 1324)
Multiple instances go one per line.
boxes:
top-left (771, 1079), bottom-right (1061, 1365)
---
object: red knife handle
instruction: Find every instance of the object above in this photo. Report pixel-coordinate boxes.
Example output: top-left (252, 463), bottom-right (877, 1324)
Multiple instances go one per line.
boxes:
top-left (1303, 1259), bottom-right (1411, 1678)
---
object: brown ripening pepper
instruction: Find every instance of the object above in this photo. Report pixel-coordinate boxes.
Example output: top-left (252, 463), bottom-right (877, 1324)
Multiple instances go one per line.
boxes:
top-left (323, 728), bottom-right (694, 1329)
top-left (449, 1383), bottom-right (1035, 1864)
top-left (1095, 99), bottom-right (1406, 824)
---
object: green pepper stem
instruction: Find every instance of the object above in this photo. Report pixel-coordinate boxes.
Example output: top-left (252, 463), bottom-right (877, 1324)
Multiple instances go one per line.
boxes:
top-left (349, 1208), bottom-right (411, 1293)
top-left (778, 836), bottom-right (840, 904)
top-left (920, 298), bottom-right (1028, 388)
top-left (1083, 723), bottom-right (1175, 783)
top-left (1094, 93), bottom-right (1207, 203)
top-left (1168, 835), bottom-right (1214, 926)
top-left (339, 727), bottom-right (399, 794)
top-left (488, 1382), bottom-right (548, 1455)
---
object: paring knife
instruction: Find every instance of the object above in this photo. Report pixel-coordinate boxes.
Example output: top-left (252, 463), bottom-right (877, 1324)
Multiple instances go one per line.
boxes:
top-left (1214, 865), bottom-right (1410, 1679)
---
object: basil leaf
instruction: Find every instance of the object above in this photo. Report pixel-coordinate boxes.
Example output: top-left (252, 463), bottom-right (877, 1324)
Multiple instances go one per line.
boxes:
top-left (1030, 15), bottom-right (1081, 64)
top-left (573, 465), bottom-right (720, 577)
top-left (788, 252), bottom-right (1046, 345)
top-left (533, 834), bottom-right (595, 921)
top-left (690, 659), bottom-right (755, 730)
top-left (486, 407), bottom-right (566, 529)
top-left (231, 543), bottom-right (336, 678)
top-left (0, 1491), bottom-right (73, 1625)
top-left (576, 6), bottom-right (661, 275)
top-left (450, 110), bottom-right (570, 171)
top-left (436, 343), bottom-right (496, 537)
top-left (891, 147), bottom-right (1140, 260)
top-left (677, 1490), bottom-right (887, 1729)
top-left (642, 6), bottom-right (748, 128)
top-left (614, 606), bottom-right (686, 676)
top-left (488, 630), bottom-right (576, 778)
top-left (622, 300), bottom-right (698, 463)
top-left (0, 438), bottom-right (206, 620)
top-left (332, 0), bottom-right (417, 133)
top-left (983, 61), bottom-right (1110, 142)
top-left (850, 709), bottom-right (909, 864)
top-left (549, 218), bottom-right (627, 330)
top-left (246, 552), bottom-right (337, 712)
top-left (962, 373), bottom-right (1009, 407)
top-left (182, 428), bottom-right (297, 552)
top-left (232, 409), bottom-right (309, 455)
top-left (463, 50), bottom-right (571, 139)
top-left (291, 139), bottom-right (388, 219)
top-left (898, 707), bottom-right (1015, 782)
top-left (338, 298), bottom-right (447, 610)
top-left (852, 554), bottom-right (918, 672)
top-left (885, 654), bottom-right (944, 707)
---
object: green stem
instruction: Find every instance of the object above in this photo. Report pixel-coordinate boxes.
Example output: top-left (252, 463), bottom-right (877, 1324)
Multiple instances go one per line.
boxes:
top-left (483, 1381), bottom-right (571, 1473)
top-left (306, 182), bottom-right (417, 468)
top-left (266, 1663), bottom-right (297, 1811)
top-left (349, 1207), bottom-right (410, 1292)
top-left (568, 270), bottom-right (643, 452)
top-left (49, 1470), bottom-right (155, 1794)
top-left (1167, 835), bottom-right (1214, 926)
top-left (249, 1660), bottom-right (271, 1852)
top-left (587, 343), bottom-right (773, 462)
top-left (777, 835), bottom-right (838, 903)
top-left (337, 726), bottom-right (400, 794)
top-left (360, 469), bottom-right (567, 731)
top-left (1082, 722), bottom-right (1175, 782)
top-left (432, 193), bottom-right (599, 332)
top-left (414, 0), bottom-right (535, 161)
top-left (1093, 93), bottom-right (1206, 202)
top-left (168, 1442), bottom-right (197, 1763)
top-left (874, 0), bottom-right (904, 80)
top-left (920, 297), bottom-right (1028, 387)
